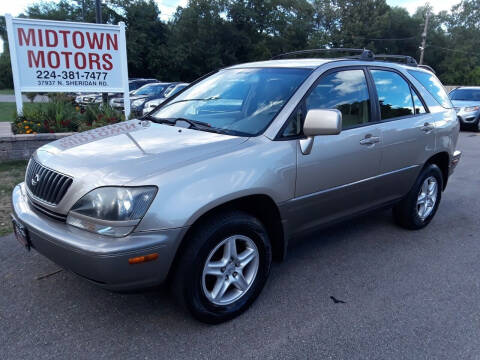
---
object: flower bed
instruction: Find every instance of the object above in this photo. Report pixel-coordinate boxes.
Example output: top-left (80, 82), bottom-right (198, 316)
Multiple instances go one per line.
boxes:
top-left (12, 100), bottom-right (125, 134)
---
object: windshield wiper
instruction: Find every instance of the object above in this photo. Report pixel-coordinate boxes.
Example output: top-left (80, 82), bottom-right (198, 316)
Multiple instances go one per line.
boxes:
top-left (145, 116), bottom-right (244, 136)
top-left (173, 117), bottom-right (212, 129)
top-left (162, 96), bottom-right (221, 109)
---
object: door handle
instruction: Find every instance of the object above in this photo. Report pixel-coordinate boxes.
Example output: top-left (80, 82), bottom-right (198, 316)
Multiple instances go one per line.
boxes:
top-left (420, 122), bottom-right (435, 133)
top-left (360, 135), bottom-right (380, 145)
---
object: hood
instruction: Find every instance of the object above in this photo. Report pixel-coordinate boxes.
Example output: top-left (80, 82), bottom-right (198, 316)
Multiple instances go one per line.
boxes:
top-left (451, 100), bottom-right (480, 108)
top-left (35, 120), bottom-right (248, 187)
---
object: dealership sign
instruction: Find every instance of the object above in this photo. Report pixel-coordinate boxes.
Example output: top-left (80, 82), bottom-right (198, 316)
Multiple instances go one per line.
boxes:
top-left (5, 15), bottom-right (130, 115)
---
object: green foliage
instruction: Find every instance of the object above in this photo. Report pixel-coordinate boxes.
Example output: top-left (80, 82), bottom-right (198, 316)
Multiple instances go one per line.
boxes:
top-left (13, 101), bottom-right (79, 134)
top-left (79, 104), bottom-right (125, 131)
top-left (11, 101), bottom-right (124, 134)
top-left (0, 0), bottom-right (479, 88)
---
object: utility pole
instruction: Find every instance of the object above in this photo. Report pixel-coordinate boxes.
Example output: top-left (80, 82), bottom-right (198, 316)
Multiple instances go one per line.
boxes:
top-left (95, 0), bottom-right (102, 23)
top-left (419, 9), bottom-right (430, 65)
top-left (95, 0), bottom-right (108, 105)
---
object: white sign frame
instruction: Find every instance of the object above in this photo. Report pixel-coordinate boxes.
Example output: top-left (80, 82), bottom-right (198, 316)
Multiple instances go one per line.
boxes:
top-left (5, 15), bottom-right (130, 117)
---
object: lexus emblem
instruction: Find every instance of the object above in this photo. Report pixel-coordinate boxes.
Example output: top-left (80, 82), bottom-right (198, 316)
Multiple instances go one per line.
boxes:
top-left (31, 174), bottom-right (41, 186)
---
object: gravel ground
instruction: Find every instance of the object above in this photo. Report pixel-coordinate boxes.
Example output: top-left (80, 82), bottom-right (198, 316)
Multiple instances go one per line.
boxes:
top-left (0, 131), bottom-right (479, 359)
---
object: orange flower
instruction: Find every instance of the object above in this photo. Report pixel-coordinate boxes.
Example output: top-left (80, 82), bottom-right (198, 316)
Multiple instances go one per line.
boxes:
top-left (25, 125), bottom-right (29, 129)
top-left (26, 129), bottom-right (32, 134)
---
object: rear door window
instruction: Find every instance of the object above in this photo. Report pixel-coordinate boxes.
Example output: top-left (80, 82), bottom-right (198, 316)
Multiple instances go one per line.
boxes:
top-left (408, 70), bottom-right (452, 108)
top-left (371, 70), bottom-right (414, 120)
top-left (412, 89), bottom-right (427, 114)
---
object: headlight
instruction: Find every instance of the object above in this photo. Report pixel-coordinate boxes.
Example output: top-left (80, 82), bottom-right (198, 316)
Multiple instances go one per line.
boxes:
top-left (66, 186), bottom-right (157, 237)
top-left (464, 106), bottom-right (480, 112)
top-left (132, 99), bottom-right (146, 107)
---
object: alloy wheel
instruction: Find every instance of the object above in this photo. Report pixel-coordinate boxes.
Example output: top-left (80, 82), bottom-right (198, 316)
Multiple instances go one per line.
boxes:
top-left (202, 235), bottom-right (259, 306)
top-left (416, 176), bottom-right (438, 220)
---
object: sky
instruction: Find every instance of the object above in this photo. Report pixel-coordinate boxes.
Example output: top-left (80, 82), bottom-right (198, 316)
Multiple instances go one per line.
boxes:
top-left (0, 0), bottom-right (460, 20)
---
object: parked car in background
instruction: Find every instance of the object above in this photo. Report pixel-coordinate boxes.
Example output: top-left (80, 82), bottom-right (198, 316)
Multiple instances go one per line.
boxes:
top-left (449, 86), bottom-right (480, 131)
top-left (110, 82), bottom-right (173, 115)
top-left (142, 83), bottom-right (189, 115)
top-left (74, 78), bottom-right (159, 107)
top-left (11, 50), bottom-right (461, 324)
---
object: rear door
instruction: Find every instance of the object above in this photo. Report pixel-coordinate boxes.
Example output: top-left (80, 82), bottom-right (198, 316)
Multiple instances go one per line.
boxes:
top-left (285, 67), bottom-right (384, 234)
top-left (368, 67), bottom-right (436, 202)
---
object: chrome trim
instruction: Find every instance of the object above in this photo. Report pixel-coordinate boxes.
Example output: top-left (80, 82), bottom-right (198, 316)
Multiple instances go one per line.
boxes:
top-left (28, 197), bottom-right (67, 222)
top-left (292, 165), bottom-right (420, 202)
top-left (25, 158), bottom-right (73, 206)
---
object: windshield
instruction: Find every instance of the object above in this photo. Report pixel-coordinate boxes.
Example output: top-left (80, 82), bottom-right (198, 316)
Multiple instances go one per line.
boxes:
top-left (450, 89), bottom-right (480, 101)
top-left (151, 68), bottom-right (311, 136)
top-left (133, 84), bottom-right (166, 96)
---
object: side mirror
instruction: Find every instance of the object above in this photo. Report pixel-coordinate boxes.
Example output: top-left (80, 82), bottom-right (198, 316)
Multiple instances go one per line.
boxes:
top-left (303, 109), bottom-right (342, 136)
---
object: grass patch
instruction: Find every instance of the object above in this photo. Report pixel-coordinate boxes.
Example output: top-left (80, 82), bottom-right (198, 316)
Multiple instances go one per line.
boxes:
top-left (0, 89), bottom-right (14, 95)
top-left (0, 160), bottom-right (28, 236)
top-left (0, 102), bottom-right (17, 122)
top-left (0, 103), bottom-right (43, 122)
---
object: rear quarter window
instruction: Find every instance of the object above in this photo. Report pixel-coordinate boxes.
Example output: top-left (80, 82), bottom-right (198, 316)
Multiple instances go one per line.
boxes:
top-left (408, 70), bottom-right (452, 108)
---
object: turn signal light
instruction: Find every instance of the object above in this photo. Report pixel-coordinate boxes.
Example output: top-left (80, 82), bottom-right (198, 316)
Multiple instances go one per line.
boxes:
top-left (128, 253), bottom-right (158, 264)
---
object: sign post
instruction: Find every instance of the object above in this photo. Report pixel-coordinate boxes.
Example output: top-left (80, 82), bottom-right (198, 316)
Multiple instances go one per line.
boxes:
top-left (5, 14), bottom-right (23, 115)
top-left (5, 15), bottom-right (130, 117)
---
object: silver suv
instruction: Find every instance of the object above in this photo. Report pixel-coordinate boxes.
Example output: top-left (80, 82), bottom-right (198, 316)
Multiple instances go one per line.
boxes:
top-left (449, 86), bottom-right (480, 131)
top-left (11, 50), bottom-right (461, 323)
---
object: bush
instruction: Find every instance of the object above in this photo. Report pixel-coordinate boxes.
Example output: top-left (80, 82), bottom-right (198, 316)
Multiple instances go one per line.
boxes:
top-left (78, 104), bottom-right (126, 131)
top-left (12, 101), bottom-right (125, 134)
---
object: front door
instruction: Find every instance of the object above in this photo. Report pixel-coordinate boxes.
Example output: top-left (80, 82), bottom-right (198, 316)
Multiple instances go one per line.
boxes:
top-left (286, 68), bottom-right (383, 235)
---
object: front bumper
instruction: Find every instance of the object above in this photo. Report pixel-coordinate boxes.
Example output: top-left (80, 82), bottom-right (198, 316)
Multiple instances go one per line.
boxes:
top-left (456, 110), bottom-right (479, 125)
top-left (11, 183), bottom-right (187, 290)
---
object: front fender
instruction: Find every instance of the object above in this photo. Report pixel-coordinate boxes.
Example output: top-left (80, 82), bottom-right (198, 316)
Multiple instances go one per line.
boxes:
top-left (135, 137), bottom-right (297, 232)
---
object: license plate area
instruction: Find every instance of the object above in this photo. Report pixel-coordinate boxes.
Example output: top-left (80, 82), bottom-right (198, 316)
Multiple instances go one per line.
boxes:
top-left (11, 217), bottom-right (31, 250)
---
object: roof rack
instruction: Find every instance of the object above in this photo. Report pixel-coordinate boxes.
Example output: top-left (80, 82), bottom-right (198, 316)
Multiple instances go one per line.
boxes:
top-left (374, 54), bottom-right (417, 66)
top-left (417, 64), bottom-right (436, 74)
top-left (271, 48), bottom-right (423, 68)
top-left (271, 48), bottom-right (374, 61)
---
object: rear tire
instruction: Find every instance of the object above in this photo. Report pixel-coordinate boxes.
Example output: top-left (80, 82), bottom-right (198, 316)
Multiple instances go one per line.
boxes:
top-left (393, 164), bottom-right (443, 230)
top-left (171, 211), bottom-right (271, 324)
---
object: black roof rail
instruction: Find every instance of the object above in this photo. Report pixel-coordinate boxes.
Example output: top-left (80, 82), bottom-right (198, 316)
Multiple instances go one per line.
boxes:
top-left (374, 54), bottom-right (418, 66)
top-left (417, 64), bottom-right (436, 74)
top-left (271, 48), bottom-right (374, 61)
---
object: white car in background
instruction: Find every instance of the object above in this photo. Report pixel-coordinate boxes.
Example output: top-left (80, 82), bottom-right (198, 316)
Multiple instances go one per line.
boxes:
top-left (142, 83), bottom-right (189, 115)
top-left (449, 86), bottom-right (480, 131)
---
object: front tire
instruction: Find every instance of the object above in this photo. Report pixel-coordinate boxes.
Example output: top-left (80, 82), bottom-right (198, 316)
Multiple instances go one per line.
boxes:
top-left (171, 211), bottom-right (272, 324)
top-left (393, 164), bottom-right (443, 230)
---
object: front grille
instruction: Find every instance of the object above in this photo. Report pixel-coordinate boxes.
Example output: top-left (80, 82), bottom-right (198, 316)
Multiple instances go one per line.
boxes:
top-left (25, 159), bottom-right (73, 205)
top-left (28, 198), bottom-right (67, 222)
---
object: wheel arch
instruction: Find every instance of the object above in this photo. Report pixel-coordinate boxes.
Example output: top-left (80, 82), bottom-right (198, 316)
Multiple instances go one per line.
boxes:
top-left (425, 151), bottom-right (450, 190)
top-left (167, 194), bottom-right (287, 282)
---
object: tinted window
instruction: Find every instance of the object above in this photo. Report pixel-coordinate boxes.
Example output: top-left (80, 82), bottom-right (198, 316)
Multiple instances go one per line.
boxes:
top-left (450, 89), bottom-right (480, 101)
top-left (371, 70), bottom-right (414, 120)
top-left (412, 89), bottom-right (426, 114)
top-left (408, 70), bottom-right (452, 108)
top-left (306, 70), bottom-right (370, 129)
